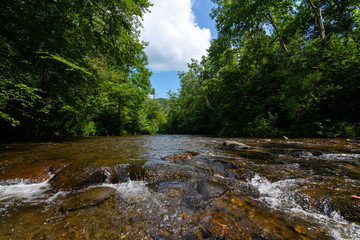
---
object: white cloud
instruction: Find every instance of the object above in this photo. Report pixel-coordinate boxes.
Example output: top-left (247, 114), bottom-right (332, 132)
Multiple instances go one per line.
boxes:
top-left (140, 0), bottom-right (211, 72)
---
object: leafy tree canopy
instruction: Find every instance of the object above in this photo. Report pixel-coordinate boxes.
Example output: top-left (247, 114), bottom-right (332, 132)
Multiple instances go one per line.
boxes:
top-left (162, 0), bottom-right (360, 137)
top-left (0, 0), bottom-right (165, 137)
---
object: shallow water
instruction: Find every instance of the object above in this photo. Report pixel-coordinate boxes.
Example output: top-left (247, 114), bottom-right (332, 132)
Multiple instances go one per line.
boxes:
top-left (0, 136), bottom-right (359, 239)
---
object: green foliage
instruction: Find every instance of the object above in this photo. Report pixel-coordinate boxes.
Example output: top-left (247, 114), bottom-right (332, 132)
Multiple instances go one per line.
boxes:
top-left (164, 0), bottom-right (360, 137)
top-left (0, 77), bottom-right (43, 127)
top-left (315, 121), bottom-right (359, 138)
top-left (0, 0), bottom-right (163, 138)
top-left (158, 98), bottom-right (169, 111)
top-left (39, 53), bottom-right (93, 76)
top-left (138, 98), bottom-right (166, 134)
top-left (243, 113), bottom-right (282, 137)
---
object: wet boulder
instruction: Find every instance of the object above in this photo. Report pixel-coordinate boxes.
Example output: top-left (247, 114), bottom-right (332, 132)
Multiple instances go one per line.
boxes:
top-left (289, 151), bottom-right (314, 158)
top-left (161, 153), bottom-right (194, 162)
top-left (0, 156), bottom-right (58, 183)
top-left (59, 186), bottom-right (118, 213)
top-left (330, 194), bottom-right (360, 222)
top-left (142, 161), bottom-right (206, 183)
top-left (236, 148), bottom-right (276, 162)
top-left (184, 179), bottom-right (228, 208)
top-left (0, 167), bottom-right (51, 183)
top-left (209, 211), bottom-right (253, 239)
top-left (223, 141), bottom-right (251, 151)
top-left (50, 164), bottom-right (107, 191)
top-left (183, 227), bottom-right (212, 240)
top-left (208, 194), bottom-right (329, 240)
top-left (197, 179), bottom-right (228, 200)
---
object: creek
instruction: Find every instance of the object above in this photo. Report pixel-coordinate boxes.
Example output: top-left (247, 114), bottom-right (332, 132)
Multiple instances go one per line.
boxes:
top-left (0, 135), bottom-right (359, 239)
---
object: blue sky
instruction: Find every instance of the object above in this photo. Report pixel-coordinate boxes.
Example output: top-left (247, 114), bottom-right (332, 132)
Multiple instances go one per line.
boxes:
top-left (141, 0), bottom-right (217, 98)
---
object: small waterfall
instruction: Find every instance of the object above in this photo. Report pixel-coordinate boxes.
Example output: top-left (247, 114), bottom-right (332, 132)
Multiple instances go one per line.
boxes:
top-left (0, 178), bottom-right (52, 212)
top-left (103, 163), bottom-right (145, 183)
top-left (113, 164), bottom-right (130, 183)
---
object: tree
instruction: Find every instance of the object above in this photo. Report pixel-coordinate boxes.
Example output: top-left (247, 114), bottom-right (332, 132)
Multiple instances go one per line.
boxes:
top-left (211, 0), bottom-right (295, 55)
top-left (164, 0), bottom-right (360, 137)
top-left (0, 0), bottom-right (158, 137)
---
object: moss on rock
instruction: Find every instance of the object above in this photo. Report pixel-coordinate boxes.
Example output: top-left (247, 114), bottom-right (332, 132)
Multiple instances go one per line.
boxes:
top-left (330, 195), bottom-right (360, 222)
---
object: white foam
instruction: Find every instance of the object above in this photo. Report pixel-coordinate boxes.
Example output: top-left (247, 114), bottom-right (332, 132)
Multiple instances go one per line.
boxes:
top-left (102, 181), bottom-right (174, 222)
top-left (102, 181), bottom-right (162, 205)
top-left (316, 153), bottom-right (360, 161)
top-left (0, 179), bottom-right (50, 204)
top-left (249, 174), bottom-right (300, 209)
top-left (248, 174), bottom-right (360, 240)
top-left (45, 191), bottom-right (68, 204)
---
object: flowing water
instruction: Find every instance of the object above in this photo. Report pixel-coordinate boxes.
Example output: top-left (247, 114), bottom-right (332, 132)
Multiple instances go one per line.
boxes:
top-left (0, 135), bottom-right (359, 239)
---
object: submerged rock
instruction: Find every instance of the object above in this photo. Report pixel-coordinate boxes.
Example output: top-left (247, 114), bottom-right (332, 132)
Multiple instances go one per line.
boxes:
top-left (161, 153), bottom-right (194, 162)
top-left (330, 194), bottom-right (360, 222)
top-left (143, 161), bottom-right (206, 183)
top-left (0, 167), bottom-right (51, 183)
top-left (223, 141), bottom-right (251, 150)
top-left (197, 179), bottom-right (228, 200)
top-left (208, 194), bottom-right (330, 239)
top-left (184, 179), bottom-right (228, 208)
top-left (59, 186), bottom-right (118, 213)
top-left (290, 151), bottom-right (314, 158)
top-left (0, 156), bottom-right (57, 183)
top-left (209, 211), bottom-right (253, 239)
top-left (50, 164), bottom-right (107, 191)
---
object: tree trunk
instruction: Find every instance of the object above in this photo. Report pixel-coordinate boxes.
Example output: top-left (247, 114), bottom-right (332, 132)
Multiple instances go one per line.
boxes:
top-left (265, 12), bottom-right (289, 55)
top-left (117, 100), bottom-right (121, 134)
top-left (307, 0), bottom-right (326, 39)
top-left (110, 98), bottom-right (122, 135)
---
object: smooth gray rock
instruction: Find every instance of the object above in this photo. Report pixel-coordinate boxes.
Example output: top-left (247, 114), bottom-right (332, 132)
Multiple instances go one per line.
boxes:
top-left (223, 141), bottom-right (251, 150)
top-left (50, 164), bottom-right (107, 191)
top-left (184, 179), bottom-right (228, 208)
top-left (143, 161), bottom-right (206, 183)
top-left (59, 186), bottom-right (118, 213)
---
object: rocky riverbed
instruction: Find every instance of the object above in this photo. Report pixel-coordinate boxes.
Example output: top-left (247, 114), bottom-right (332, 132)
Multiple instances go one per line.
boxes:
top-left (0, 135), bottom-right (359, 239)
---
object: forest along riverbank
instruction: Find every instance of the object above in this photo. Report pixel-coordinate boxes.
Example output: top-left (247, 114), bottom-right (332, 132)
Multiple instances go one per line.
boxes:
top-left (0, 135), bottom-right (359, 239)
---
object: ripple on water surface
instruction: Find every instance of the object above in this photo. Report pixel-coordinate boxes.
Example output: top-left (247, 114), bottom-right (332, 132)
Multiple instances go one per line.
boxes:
top-left (0, 136), bottom-right (359, 239)
top-left (248, 174), bottom-right (360, 240)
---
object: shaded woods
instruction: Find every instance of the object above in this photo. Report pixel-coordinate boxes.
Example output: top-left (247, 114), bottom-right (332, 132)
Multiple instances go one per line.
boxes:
top-left (162, 0), bottom-right (360, 137)
top-left (0, 0), bottom-right (165, 137)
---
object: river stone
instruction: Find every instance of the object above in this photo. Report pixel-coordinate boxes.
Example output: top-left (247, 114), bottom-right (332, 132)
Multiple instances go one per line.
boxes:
top-left (223, 141), bottom-right (251, 150)
top-left (59, 186), bottom-right (118, 213)
top-left (184, 179), bottom-right (228, 208)
top-left (209, 194), bottom-right (328, 240)
top-left (161, 153), bottom-right (194, 162)
top-left (290, 151), bottom-right (314, 157)
top-left (0, 167), bottom-right (51, 183)
top-left (209, 211), bottom-right (253, 239)
top-left (330, 195), bottom-right (360, 222)
top-left (142, 161), bottom-right (206, 183)
top-left (197, 180), bottom-right (228, 199)
top-left (50, 164), bottom-right (107, 191)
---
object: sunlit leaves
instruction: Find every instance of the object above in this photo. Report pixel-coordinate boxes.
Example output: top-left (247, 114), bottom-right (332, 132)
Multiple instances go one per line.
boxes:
top-left (0, 0), bottom-right (156, 136)
top-left (165, 0), bottom-right (360, 137)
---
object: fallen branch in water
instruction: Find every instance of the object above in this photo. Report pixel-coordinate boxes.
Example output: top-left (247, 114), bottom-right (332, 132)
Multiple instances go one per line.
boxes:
top-left (351, 195), bottom-right (360, 201)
